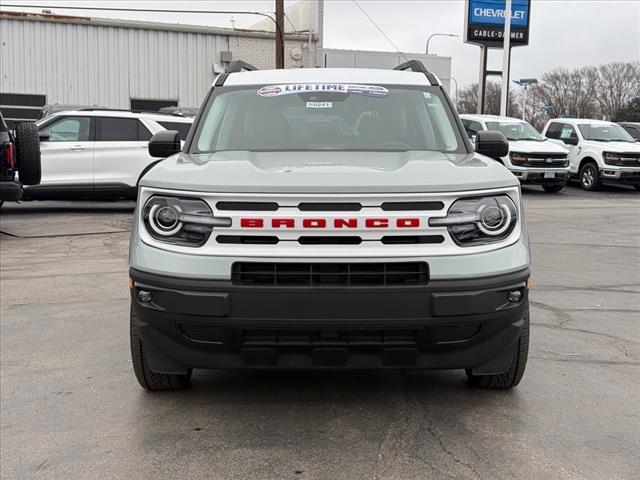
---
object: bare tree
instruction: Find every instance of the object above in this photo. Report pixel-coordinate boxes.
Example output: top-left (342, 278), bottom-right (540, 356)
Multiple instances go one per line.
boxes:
top-left (527, 67), bottom-right (599, 119)
top-left (456, 82), bottom-right (521, 117)
top-left (593, 62), bottom-right (640, 120)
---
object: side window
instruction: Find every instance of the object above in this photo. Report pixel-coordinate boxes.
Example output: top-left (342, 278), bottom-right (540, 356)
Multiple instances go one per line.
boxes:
top-left (559, 124), bottom-right (577, 141)
top-left (43, 117), bottom-right (91, 142)
top-left (545, 122), bottom-right (561, 139)
top-left (97, 117), bottom-right (140, 141)
top-left (623, 125), bottom-right (640, 140)
top-left (468, 121), bottom-right (483, 136)
top-left (157, 121), bottom-right (192, 141)
top-left (138, 121), bottom-right (153, 141)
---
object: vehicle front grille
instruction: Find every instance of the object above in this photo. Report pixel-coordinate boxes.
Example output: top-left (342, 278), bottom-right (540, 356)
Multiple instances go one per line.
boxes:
top-left (240, 328), bottom-right (422, 347)
top-left (232, 262), bottom-right (429, 286)
top-left (521, 153), bottom-right (568, 168)
top-left (618, 153), bottom-right (640, 165)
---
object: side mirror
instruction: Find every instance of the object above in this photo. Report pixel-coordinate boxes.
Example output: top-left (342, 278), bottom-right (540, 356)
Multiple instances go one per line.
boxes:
top-left (148, 130), bottom-right (181, 158)
top-left (38, 130), bottom-right (50, 140)
top-left (563, 137), bottom-right (579, 146)
top-left (475, 130), bottom-right (509, 159)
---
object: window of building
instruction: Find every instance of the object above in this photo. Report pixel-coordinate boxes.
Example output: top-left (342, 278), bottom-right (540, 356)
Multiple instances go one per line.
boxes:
top-left (130, 99), bottom-right (178, 112)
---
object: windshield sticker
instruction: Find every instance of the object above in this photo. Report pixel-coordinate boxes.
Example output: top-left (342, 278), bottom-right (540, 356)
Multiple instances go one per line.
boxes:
top-left (422, 92), bottom-right (432, 99)
top-left (306, 101), bottom-right (333, 109)
top-left (257, 84), bottom-right (389, 98)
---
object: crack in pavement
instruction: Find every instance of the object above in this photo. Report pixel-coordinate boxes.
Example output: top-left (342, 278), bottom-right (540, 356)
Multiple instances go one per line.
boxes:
top-left (400, 372), bottom-right (483, 480)
top-left (530, 301), bottom-right (640, 361)
top-left (372, 383), bottom-right (445, 480)
top-left (530, 355), bottom-right (640, 367)
top-left (533, 284), bottom-right (640, 295)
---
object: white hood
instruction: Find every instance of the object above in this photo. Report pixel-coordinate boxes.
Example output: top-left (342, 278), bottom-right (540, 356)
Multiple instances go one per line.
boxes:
top-left (581, 140), bottom-right (640, 152)
top-left (508, 139), bottom-right (568, 155)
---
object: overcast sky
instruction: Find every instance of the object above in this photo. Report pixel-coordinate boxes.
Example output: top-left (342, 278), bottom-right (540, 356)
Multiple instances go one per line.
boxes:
top-left (3, 0), bottom-right (639, 88)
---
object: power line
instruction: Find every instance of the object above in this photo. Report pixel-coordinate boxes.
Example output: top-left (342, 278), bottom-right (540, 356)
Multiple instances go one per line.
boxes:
top-left (351, 0), bottom-right (409, 62)
top-left (0, 4), bottom-right (285, 44)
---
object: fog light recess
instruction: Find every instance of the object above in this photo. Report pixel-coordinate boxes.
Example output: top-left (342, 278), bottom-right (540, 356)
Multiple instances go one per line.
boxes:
top-left (137, 289), bottom-right (153, 303)
top-left (507, 290), bottom-right (522, 303)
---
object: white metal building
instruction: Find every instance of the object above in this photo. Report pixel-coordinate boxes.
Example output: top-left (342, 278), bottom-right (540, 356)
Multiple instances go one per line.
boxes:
top-left (322, 49), bottom-right (452, 94)
top-left (1, 7), bottom-right (454, 127)
top-left (0, 11), bottom-right (317, 125)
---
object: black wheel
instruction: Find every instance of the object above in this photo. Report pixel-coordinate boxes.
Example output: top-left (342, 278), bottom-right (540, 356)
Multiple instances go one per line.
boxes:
top-left (466, 302), bottom-right (529, 389)
top-left (14, 122), bottom-right (41, 186)
top-left (130, 305), bottom-right (192, 391)
top-left (579, 161), bottom-right (601, 191)
top-left (542, 184), bottom-right (564, 193)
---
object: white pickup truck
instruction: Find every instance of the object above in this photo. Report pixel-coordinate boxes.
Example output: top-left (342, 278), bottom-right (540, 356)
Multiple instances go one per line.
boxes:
top-left (460, 115), bottom-right (570, 193)
top-left (542, 118), bottom-right (640, 191)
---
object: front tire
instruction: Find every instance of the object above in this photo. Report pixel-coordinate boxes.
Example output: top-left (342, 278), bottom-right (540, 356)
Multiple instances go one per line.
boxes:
top-left (542, 184), bottom-right (564, 193)
top-left (466, 302), bottom-right (529, 389)
top-left (130, 305), bottom-right (192, 391)
top-left (579, 161), bottom-right (601, 191)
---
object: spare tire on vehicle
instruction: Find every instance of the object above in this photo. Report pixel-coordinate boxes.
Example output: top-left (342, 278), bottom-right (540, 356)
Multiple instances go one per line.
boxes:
top-left (14, 122), bottom-right (41, 185)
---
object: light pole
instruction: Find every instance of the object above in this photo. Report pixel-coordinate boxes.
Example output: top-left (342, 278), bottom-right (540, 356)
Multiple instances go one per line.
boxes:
top-left (513, 78), bottom-right (538, 121)
top-left (426, 33), bottom-right (459, 55)
top-left (443, 77), bottom-right (459, 104)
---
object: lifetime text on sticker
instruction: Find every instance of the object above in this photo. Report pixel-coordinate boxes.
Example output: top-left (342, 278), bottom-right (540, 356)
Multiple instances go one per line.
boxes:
top-left (257, 84), bottom-right (389, 98)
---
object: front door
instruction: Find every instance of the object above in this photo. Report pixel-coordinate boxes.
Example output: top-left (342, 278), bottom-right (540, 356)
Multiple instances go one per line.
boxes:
top-left (38, 116), bottom-right (94, 186)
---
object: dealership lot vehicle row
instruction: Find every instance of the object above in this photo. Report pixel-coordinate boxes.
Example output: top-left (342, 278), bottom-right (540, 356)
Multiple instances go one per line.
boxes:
top-left (1, 186), bottom-right (638, 479)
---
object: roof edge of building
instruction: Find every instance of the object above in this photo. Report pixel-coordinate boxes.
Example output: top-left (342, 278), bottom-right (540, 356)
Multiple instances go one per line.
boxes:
top-left (0, 10), bottom-right (316, 41)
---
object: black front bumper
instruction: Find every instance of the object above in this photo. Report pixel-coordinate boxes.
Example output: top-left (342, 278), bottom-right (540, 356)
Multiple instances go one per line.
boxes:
top-left (130, 267), bottom-right (530, 374)
top-left (600, 170), bottom-right (640, 185)
top-left (512, 171), bottom-right (568, 186)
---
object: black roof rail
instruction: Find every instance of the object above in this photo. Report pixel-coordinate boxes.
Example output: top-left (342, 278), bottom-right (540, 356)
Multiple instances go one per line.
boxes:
top-left (215, 60), bottom-right (258, 87)
top-left (227, 60), bottom-right (258, 73)
top-left (393, 60), bottom-right (439, 86)
top-left (74, 107), bottom-right (186, 117)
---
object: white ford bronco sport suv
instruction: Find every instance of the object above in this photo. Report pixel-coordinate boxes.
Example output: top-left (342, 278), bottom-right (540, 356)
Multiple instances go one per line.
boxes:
top-left (542, 118), bottom-right (640, 191)
top-left (129, 61), bottom-right (531, 391)
top-left (460, 114), bottom-right (570, 193)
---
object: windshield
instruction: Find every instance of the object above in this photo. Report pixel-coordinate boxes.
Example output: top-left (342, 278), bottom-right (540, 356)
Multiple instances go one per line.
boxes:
top-left (485, 121), bottom-right (544, 141)
top-left (577, 124), bottom-right (635, 142)
top-left (193, 84), bottom-right (464, 153)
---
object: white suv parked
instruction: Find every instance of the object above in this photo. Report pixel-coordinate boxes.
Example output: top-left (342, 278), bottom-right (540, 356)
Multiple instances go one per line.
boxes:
top-left (460, 115), bottom-right (570, 193)
top-left (23, 109), bottom-right (193, 200)
top-left (542, 118), bottom-right (640, 191)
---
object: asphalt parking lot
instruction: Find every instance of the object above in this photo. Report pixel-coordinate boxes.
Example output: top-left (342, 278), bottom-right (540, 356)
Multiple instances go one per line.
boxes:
top-left (1, 185), bottom-right (639, 480)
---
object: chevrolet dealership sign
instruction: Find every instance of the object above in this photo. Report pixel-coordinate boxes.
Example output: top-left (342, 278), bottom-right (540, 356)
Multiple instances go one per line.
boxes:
top-left (465, 0), bottom-right (531, 47)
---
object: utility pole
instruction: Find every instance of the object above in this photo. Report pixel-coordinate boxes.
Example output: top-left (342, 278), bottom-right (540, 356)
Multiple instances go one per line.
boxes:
top-left (275, 0), bottom-right (284, 69)
top-left (499, 0), bottom-right (512, 116)
top-left (316, 0), bottom-right (324, 67)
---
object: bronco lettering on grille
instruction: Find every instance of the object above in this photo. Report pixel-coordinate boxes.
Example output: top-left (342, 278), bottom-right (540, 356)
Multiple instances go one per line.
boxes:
top-left (238, 218), bottom-right (422, 229)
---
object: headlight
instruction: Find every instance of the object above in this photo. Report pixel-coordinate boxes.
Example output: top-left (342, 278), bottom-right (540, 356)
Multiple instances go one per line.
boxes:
top-left (429, 195), bottom-right (518, 246)
top-left (510, 152), bottom-right (527, 165)
top-left (142, 196), bottom-right (231, 246)
top-left (603, 152), bottom-right (623, 166)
